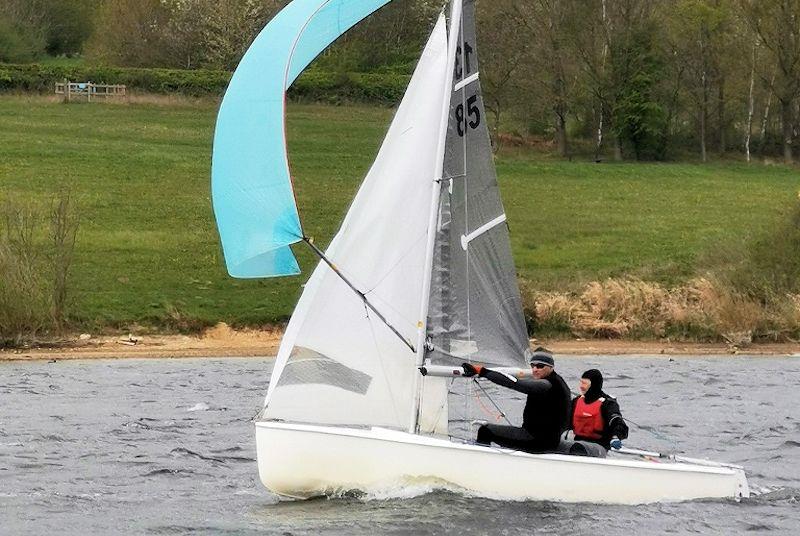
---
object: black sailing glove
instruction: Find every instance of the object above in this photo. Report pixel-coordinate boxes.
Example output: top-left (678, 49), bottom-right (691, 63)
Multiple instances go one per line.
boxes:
top-left (462, 363), bottom-right (485, 377)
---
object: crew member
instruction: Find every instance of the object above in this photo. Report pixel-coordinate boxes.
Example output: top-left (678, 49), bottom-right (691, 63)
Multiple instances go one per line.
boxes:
top-left (462, 347), bottom-right (570, 454)
top-left (570, 368), bottom-right (629, 450)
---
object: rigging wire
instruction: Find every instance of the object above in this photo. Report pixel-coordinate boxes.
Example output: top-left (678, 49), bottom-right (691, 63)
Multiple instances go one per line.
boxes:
top-left (358, 232), bottom-right (429, 330)
top-left (472, 378), bottom-right (513, 425)
top-left (302, 236), bottom-right (415, 353)
top-left (363, 231), bottom-right (427, 296)
top-left (472, 387), bottom-right (505, 423)
top-left (623, 417), bottom-right (675, 444)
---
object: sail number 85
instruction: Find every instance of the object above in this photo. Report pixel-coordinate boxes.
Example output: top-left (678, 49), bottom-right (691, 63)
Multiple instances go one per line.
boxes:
top-left (455, 95), bottom-right (481, 137)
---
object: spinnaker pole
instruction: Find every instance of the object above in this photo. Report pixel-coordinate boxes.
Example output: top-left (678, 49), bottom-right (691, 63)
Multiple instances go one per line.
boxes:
top-left (407, 0), bottom-right (463, 434)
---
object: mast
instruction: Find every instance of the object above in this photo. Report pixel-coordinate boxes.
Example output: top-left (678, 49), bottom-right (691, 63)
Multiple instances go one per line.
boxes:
top-left (408, 0), bottom-right (463, 434)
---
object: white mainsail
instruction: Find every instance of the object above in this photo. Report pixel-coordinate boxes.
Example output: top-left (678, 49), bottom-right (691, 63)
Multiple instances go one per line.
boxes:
top-left (264, 15), bottom-right (449, 433)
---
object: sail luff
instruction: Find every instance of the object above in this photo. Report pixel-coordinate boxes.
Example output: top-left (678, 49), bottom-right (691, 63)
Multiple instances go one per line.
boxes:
top-left (408, 0), bottom-right (464, 435)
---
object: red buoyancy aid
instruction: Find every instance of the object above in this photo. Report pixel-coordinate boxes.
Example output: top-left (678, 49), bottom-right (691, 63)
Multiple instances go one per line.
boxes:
top-left (573, 396), bottom-right (604, 440)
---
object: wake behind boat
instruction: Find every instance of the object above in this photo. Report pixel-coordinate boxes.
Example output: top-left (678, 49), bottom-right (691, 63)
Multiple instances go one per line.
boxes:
top-left (211, 0), bottom-right (749, 504)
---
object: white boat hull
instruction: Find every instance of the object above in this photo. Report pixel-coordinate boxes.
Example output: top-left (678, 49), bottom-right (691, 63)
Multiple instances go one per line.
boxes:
top-left (255, 421), bottom-right (749, 504)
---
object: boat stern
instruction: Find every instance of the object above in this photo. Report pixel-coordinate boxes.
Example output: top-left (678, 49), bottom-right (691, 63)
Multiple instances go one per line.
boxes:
top-left (733, 467), bottom-right (750, 499)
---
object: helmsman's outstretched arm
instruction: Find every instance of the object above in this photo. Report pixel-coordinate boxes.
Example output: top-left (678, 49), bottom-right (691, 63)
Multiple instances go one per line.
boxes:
top-left (480, 368), bottom-right (552, 397)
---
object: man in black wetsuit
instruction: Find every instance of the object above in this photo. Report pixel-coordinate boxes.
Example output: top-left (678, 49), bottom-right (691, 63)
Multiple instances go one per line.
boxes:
top-left (462, 347), bottom-right (571, 454)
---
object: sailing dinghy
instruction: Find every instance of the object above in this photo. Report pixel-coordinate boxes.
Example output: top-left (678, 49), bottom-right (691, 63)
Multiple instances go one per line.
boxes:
top-left (211, 0), bottom-right (749, 504)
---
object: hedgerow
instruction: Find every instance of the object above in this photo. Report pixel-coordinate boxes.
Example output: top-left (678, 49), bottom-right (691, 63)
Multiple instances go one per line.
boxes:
top-left (0, 63), bottom-right (410, 103)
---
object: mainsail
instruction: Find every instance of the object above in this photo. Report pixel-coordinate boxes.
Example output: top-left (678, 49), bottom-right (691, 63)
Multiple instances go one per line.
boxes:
top-left (426, 0), bottom-right (529, 369)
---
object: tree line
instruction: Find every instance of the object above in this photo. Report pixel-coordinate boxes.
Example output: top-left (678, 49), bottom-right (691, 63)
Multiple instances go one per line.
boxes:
top-left (2, 0), bottom-right (800, 163)
top-left (478, 0), bottom-right (800, 163)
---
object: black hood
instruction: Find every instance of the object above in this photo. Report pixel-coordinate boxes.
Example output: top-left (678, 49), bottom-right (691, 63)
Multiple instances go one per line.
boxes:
top-left (582, 369), bottom-right (604, 403)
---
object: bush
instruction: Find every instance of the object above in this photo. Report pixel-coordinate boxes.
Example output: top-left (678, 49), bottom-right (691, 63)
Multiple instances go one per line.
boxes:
top-left (0, 62), bottom-right (410, 102)
top-left (50, 189), bottom-right (80, 329)
top-left (521, 197), bottom-right (800, 342)
top-left (0, 191), bottom-right (80, 346)
top-left (0, 62), bottom-right (233, 95)
top-left (0, 199), bottom-right (50, 345)
top-left (289, 70), bottom-right (409, 104)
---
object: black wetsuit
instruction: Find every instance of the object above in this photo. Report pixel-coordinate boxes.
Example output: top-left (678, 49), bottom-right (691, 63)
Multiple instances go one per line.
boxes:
top-left (476, 369), bottom-right (571, 453)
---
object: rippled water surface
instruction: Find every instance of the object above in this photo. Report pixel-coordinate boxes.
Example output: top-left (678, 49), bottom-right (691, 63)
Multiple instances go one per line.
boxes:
top-left (2, 356), bottom-right (799, 535)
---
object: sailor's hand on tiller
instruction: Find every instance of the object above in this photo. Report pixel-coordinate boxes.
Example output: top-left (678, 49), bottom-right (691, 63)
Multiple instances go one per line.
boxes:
top-left (610, 437), bottom-right (623, 450)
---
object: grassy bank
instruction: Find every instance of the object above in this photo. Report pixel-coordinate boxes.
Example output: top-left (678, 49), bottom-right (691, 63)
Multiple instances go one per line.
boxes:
top-left (1, 95), bottom-right (798, 334)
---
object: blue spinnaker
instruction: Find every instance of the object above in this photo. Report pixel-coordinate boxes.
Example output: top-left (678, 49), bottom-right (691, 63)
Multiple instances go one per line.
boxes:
top-left (212, 0), bottom-right (391, 278)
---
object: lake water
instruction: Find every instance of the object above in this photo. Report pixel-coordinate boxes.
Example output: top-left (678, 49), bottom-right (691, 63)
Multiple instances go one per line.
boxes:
top-left (2, 356), bottom-right (799, 535)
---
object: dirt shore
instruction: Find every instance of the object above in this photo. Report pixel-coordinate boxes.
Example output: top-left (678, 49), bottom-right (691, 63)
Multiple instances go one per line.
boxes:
top-left (2, 323), bottom-right (798, 362)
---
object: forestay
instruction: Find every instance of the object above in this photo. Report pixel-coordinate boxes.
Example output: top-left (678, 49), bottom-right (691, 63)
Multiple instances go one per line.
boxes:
top-left (212, 0), bottom-right (390, 278)
top-left (264, 16), bottom-right (450, 433)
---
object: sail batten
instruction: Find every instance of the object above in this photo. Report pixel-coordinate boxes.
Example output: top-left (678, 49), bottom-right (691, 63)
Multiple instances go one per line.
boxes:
top-left (454, 72), bottom-right (479, 91)
top-left (461, 213), bottom-right (507, 249)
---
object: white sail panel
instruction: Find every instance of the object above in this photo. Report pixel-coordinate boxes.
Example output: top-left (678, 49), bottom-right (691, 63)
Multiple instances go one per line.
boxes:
top-left (265, 16), bottom-right (449, 430)
top-left (418, 377), bottom-right (449, 435)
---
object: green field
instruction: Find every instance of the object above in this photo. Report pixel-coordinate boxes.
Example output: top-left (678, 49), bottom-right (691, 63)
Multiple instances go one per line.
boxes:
top-left (1, 95), bottom-right (798, 330)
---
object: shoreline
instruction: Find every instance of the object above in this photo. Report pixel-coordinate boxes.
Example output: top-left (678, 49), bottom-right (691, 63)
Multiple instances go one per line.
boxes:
top-left (1, 323), bottom-right (798, 362)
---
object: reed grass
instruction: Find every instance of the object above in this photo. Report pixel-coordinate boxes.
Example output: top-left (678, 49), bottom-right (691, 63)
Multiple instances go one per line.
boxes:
top-left (524, 276), bottom-right (800, 343)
